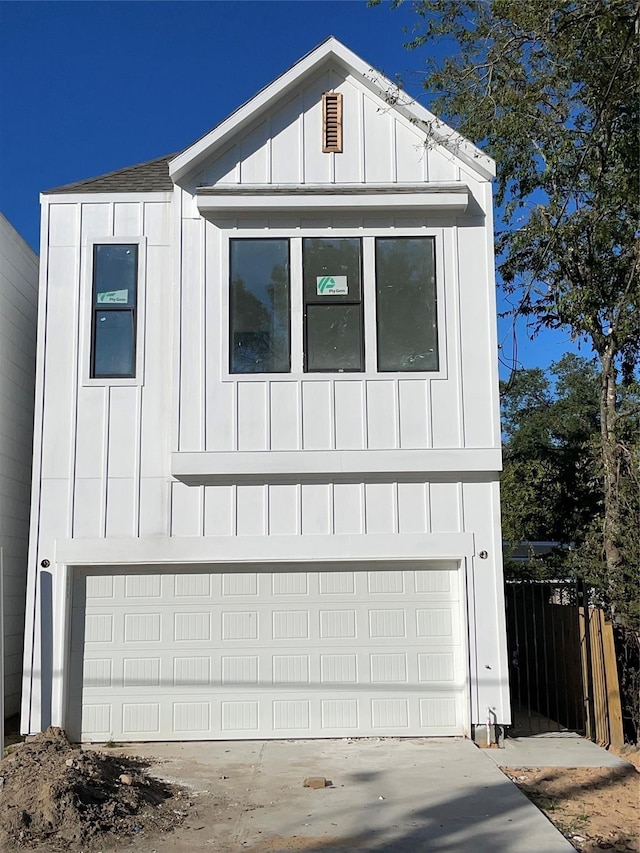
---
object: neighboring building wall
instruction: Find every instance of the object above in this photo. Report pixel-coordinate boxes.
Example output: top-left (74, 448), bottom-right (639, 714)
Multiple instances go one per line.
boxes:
top-left (0, 213), bottom-right (38, 717)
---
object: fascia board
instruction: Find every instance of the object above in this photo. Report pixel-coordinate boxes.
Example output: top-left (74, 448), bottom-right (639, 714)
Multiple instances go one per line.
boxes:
top-left (169, 39), bottom-right (339, 182)
top-left (326, 38), bottom-right (494, 179)
top-left (333, 46), bottom-right (495, 180)
top-left (40, 191), bottom-right (173, 204)
top-left (169, 36), bottom-right (495, 184)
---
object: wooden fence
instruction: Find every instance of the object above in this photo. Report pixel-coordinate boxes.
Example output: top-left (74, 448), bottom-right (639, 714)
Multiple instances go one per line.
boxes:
top-left (505, 580), bottom-right (624, 746)
top-left (580, 606), bottom-right (624, 748)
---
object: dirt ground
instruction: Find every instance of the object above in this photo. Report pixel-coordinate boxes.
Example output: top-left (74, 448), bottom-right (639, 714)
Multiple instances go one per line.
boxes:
top-left (0, 728), bottom-right (194, 852)
top-left (503, 749), bottom-right (640, 853)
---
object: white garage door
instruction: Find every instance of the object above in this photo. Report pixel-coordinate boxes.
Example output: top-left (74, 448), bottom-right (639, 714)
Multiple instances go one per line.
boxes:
top-left (68, 564), bottom-right (467, 741)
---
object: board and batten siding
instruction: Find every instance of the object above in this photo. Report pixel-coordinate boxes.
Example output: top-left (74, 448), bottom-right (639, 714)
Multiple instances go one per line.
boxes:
top-left (175, 214), bottom-right (497, 458)
top-left (28, 197), bottom-right (499, 549)
top-left (174, 67), bottom-right (499, 463)
top-left (31, 196), bottom-right (173, 561)
top-left (190, 66), bottom-right (458, 189)
top-left (0, 213), bottom-right (38, 717)
top-left (27, 79), bottom-right (502, 555)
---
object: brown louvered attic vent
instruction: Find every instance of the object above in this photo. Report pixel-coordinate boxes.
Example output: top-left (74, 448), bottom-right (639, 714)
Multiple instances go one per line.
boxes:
top-left (322, 92), bottom-right (343, 153)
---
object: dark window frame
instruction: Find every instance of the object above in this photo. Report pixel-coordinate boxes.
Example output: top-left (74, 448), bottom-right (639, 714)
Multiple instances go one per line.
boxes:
top-left (229, 237), bottom-right (292, 375)
top-left (302, 237), bottom-right (365, 374)
top-left (90, 243), bottom-right (138, 379)
top-left (374, 236), bottom-right (439, 373)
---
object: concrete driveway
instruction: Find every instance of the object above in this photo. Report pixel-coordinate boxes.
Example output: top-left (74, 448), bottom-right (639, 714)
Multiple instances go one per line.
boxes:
top-left (105, 737), bottom-right (574, 852)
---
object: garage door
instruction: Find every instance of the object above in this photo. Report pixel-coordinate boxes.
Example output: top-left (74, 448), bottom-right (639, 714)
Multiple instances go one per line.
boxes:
top-left (67, 564), bottom-right (467, 741)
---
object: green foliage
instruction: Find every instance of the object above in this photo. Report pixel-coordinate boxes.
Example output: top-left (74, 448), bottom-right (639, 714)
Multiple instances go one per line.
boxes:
top-left (372, 1), bottom-right (639, 369)
top-left (500, 355), bottom-right (601, 546)
top-left (373, 0), bottom-right (639, 601)
top-left (500, 356), bottom-right (639, 620)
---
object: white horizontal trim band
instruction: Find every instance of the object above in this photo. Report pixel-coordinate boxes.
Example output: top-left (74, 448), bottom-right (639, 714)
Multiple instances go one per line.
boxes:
top-left (171, 449), bottom-right (502, 484)
top-left (41, 192), bottom-right (173, 203)
top-left (197, 182), bottom-right (467, 196)
top-left (196, 188), bottom-right (469, 214)
top-left (55, 532), bottom-right (475, 566)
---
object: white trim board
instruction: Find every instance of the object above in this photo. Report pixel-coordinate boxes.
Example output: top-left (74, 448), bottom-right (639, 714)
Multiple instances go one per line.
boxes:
top-left (171, 449), bottom-right (502, 485)
top-left (40, 192), bottom-right (173, 205)
top-left (55, 532), bottom-right (475, 566)
top-left (196, 186), bottom-right (469, 215)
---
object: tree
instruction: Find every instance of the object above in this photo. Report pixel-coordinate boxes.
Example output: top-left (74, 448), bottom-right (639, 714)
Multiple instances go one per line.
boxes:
top-left (372, 0), bottom-right (639, 622)
top-left (500, 354), bottom-right (601, 550)
top-left (500, 355), bottom-right (640, 736)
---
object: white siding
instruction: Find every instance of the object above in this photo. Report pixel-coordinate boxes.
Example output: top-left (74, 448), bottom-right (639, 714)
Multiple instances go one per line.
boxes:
top-left (32, 199), bottom-right (175, 547)
top-left (173, 216), bottom-right (497, 471)
top-left (0, 213), bottom-right (38, 716)
top-left (170, 478), bottom-right (468, 538)
top-left (192, 68), bottom-right (429, 189)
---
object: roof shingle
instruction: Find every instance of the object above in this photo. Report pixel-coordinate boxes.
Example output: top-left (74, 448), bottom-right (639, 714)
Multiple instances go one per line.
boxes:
top-left (45, 153), bottom-right (176, 194)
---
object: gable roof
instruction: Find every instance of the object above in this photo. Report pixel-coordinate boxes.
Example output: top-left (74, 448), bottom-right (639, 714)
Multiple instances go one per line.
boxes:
top-left (45, 153), bottom-right (176, 194)
top-left (170, 36), bottom-right (495, 183)
top-left (44, 37), bottom-right (495, 196)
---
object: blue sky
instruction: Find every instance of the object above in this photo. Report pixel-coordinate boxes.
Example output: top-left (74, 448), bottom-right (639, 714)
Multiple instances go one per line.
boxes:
top-left (0, 0), bottom-right (582, 375)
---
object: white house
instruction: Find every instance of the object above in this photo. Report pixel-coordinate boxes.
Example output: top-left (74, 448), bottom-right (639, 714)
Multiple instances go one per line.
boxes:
top-left (22, 38), bottom-right (510, 743)
top-left (0, 213), bottom-right (38, 720)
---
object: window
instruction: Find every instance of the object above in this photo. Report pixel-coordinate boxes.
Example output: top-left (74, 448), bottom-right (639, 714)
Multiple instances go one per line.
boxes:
top-left (91, 244), bottom-right (138, 378)
top-left (375, 237), bottom-right (438, 372)
top-left (303, 238), bottom-right (363, 372)
top-left (230, 239), bottom-right (290, 374)
top-left (227, 235), bottom-right (439, 375)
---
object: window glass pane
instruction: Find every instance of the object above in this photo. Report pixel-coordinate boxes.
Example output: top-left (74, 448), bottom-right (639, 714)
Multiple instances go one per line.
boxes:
top-left (306, 304), bottom-right (363, 372)
top-left (94, 245), bottom-right (137, 306)
top-left (93, 310), bottom-right (135, 377)
top-left (303, 238), bottom-right (361, 303)
top-left (230, 240), bottom-right (290, 373)
top-left (376, 238), bottom-right (438, 372)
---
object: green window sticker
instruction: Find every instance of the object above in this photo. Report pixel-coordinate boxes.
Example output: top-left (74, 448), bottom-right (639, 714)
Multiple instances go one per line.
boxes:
top-left (96, 289), bottom-right (130, 304)
top-left (316, 275), bottom-right (348, 295)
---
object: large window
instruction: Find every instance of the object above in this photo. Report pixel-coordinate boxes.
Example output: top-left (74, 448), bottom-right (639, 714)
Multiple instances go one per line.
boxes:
top-left (303, 238), bottom-right (363, 372)
top-left (375, 237), bottom-right (438, 372)
top-left (228, 235), bottom-right (439, 375)
top-left (91, 244), bottom-right (138, 378)
top-left (230, 239), bottom-right (290, 374)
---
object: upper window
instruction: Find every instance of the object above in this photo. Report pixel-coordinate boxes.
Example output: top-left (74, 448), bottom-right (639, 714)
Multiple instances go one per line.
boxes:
top-left (91, 244), bottom-right (138, 378)
top-left (228, 235), bottom-right (439, 375)
top-left (303, 238), bottom-right (363, 372)
top-left (375, 237), bottom-right (438, 372)
top-left (230, 239), bottom-right (290, 374)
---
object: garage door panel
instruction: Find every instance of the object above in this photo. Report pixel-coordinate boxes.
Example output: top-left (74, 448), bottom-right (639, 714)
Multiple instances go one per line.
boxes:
top-left (77, 693), bottom-right (466, 742)
top-left (80, 646), bottom-right (467, 693)
top-left (70, 565), bottom-right (467, 741)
